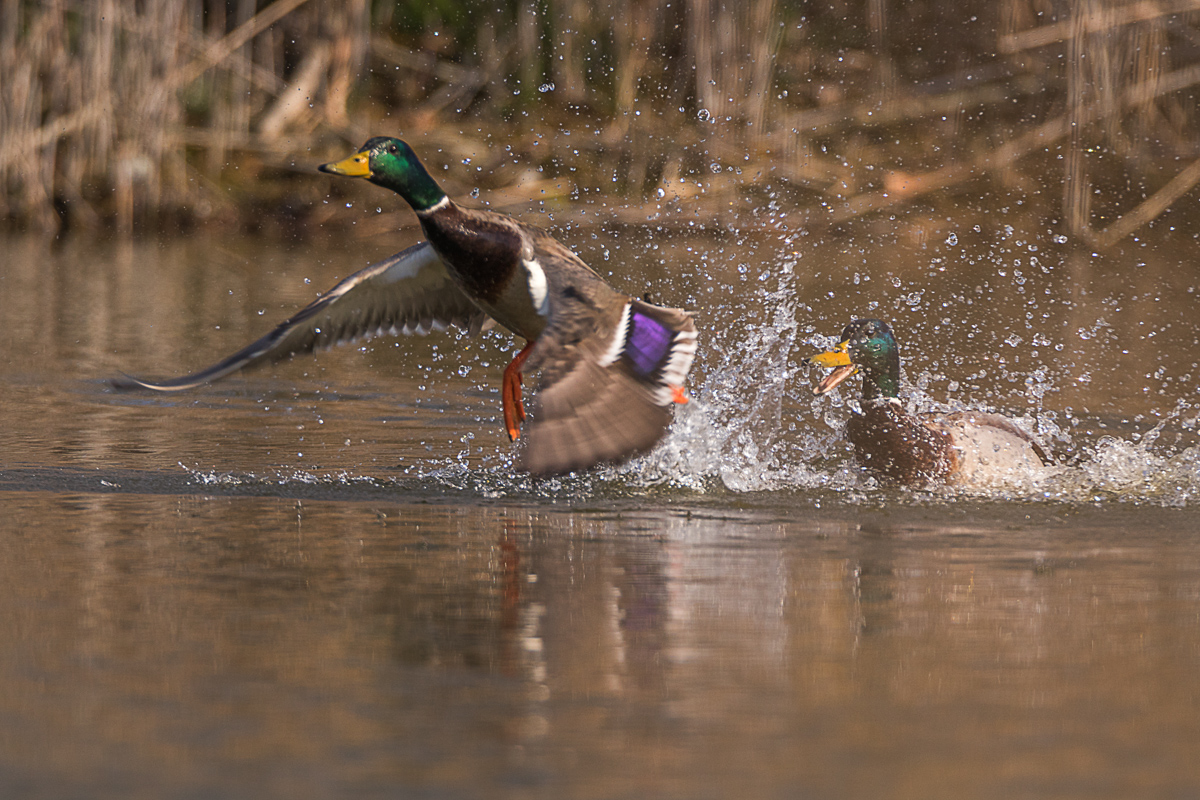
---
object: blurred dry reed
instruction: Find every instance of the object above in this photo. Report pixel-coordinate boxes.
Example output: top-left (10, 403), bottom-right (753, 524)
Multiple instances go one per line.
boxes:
top-left (2, 0), bottom-right (1200, 243)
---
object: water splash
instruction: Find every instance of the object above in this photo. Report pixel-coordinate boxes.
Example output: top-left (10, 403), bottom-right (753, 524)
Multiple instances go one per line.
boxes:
top-left (175, 400), bottom-right (1200, 507)
top-left (608, 227), bottom-right (1200, 506)
top-left (628, 391), bottom-right (1200, 505)
top-left (1034, 401), bottom-right (1200, 506)
top-left (622, 236), bottom-right (830, 492)
top-left (174, 223), bottom-right (1200, 507)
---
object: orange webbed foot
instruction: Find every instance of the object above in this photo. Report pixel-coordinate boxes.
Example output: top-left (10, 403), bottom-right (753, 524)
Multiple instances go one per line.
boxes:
top-left (502, 340), bottom-right (536, 441)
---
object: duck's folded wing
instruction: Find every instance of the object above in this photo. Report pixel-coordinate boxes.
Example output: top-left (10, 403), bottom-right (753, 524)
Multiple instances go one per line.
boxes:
top-left (939, 410), bottom-right (1054, 465)
top-left (111, 242), bottom-right (490, 391)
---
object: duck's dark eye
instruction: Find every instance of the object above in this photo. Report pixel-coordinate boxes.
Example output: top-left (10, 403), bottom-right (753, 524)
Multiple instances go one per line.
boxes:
top-left (387, 144), bottom-right (398, 154)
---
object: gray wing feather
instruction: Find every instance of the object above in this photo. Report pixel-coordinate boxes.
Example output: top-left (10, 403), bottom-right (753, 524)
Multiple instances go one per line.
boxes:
top-left (520, 347), bottom-right (672, 476)
top-left (112, 242), bottom-right (490, 391)
top-left (519, 297), bottom-right (685, 475)
top-left (937, 410), bottom-right (1054, 465)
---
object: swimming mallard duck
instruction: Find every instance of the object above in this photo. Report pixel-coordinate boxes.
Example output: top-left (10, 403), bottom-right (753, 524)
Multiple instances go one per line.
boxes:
top-left (114, 137), bottom-right (697, 476)
top-left (806, 319), bottom-right (1051, 486)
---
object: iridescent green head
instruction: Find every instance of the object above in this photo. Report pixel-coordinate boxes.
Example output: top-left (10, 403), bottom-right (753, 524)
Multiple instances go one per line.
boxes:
top-left (807, 318), bottom-right (902, 402)
top-left (319, 137), bottom-right (446, 212)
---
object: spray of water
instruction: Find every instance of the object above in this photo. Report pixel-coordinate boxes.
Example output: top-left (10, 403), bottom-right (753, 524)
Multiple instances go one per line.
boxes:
top-left (176, 211), bottom-right (1200, 507)
top-left (609, 225), bottom-right (1200, 507)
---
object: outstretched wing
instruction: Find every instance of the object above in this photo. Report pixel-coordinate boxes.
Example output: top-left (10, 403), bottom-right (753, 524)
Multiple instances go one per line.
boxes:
top-left (519, 297), bottom-right (697, 475)
top-left (111, 242), bottom-right (491, 391)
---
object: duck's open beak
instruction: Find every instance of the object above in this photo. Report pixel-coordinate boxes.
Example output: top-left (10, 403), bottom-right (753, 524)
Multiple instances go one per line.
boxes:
top-left (318, 149), bottom-right (371, 178)
top-left (807, 340), bottom-right (857, 395)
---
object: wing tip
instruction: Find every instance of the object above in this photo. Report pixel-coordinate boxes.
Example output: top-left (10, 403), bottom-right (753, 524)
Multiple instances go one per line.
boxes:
top-left (108, 373), bottom-right (203, 392)
top-left (108, 373), bottom-right (155, 391)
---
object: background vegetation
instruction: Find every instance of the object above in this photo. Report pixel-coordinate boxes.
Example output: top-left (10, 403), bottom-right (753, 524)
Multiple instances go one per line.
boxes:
top-left (4, 0), bottom-right (1200, 246)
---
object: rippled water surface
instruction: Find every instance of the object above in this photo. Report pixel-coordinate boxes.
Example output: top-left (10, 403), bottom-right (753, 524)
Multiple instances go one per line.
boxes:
top-left (2, 215), bottom-right (1199, 798)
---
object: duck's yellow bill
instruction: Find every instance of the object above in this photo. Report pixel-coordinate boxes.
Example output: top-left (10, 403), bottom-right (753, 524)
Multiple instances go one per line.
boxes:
top-left (807, 341), bottom-right (857, 396)
top-left (318, 150), bottom-right (371, 178)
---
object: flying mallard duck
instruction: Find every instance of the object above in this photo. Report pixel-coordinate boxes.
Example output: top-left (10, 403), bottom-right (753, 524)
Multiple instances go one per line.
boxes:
top-left (114, 137), bottom-right (697, 476)
top-left (806, 319), bottom-right (1052, 486)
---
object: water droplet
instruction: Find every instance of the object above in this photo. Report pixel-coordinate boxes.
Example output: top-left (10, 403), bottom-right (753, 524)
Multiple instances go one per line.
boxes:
top-left (538, 83), bottom-right (555, 93)
top-left (946, 232), bottom-right (958, 245)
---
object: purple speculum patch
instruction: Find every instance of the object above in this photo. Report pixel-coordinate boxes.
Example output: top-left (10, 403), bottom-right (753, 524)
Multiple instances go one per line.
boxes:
top-left (625, 311), bottom-right (672, 376)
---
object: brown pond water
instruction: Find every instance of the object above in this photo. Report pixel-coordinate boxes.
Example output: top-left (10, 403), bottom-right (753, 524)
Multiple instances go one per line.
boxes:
top-left (1, 209), bottom-right (1199, 798)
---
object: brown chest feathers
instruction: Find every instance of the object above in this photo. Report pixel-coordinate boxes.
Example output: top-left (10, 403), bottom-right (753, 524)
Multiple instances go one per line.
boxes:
top-left (845, 401), bottom-right (955, 485)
